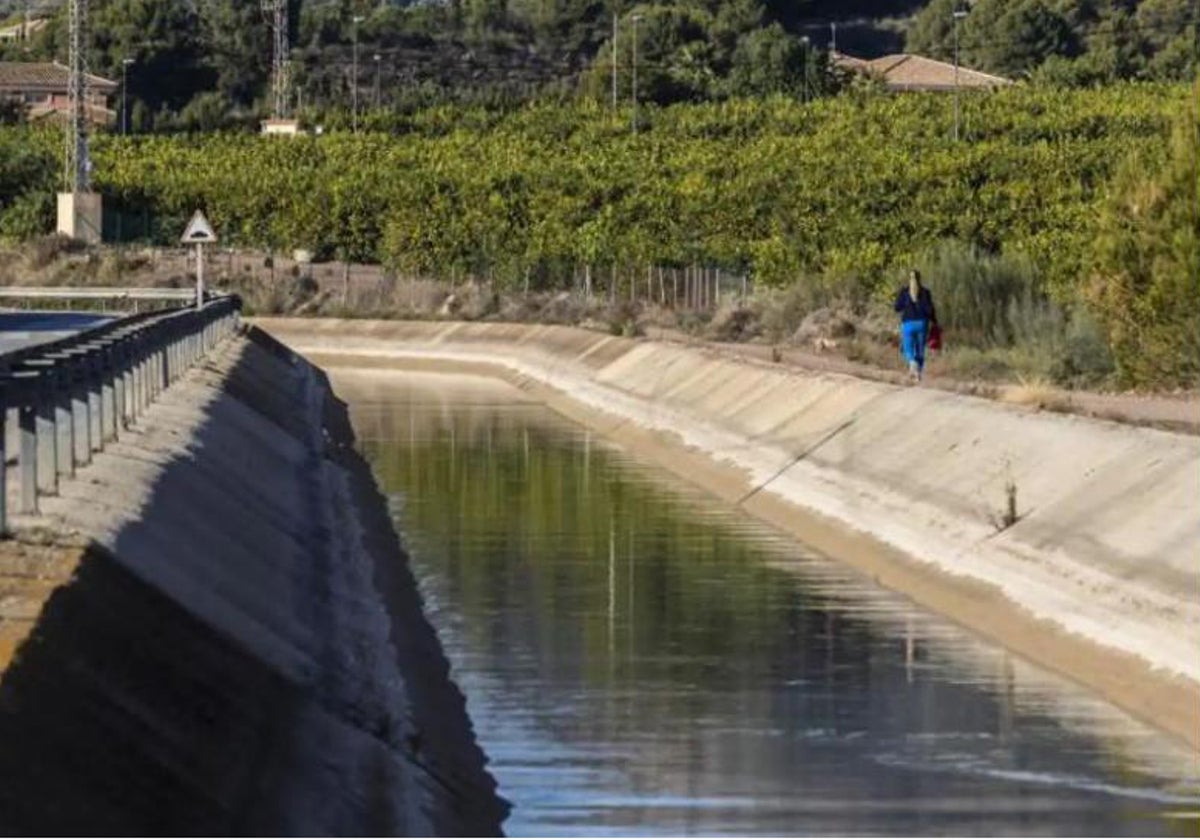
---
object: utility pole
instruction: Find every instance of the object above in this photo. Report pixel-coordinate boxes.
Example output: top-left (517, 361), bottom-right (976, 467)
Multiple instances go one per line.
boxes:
top-left (800, 35), bottom-right (810, 103)
top-left (953, 7), bottom-right (968, 142)
top-left (631, 14), bottom-right (642, 133)
top-left (261, 0), bottom-right (290, 119)
top-left (830, 21), bottom-right (837, 53)
top-left (611, 11), bottom-right (618, 109)
top-left (121, 57), bottom-right (134, 135)
top-left (352, 15), bottom-right (364, 132)
top-left (64, 0), bottom-right (88, 193)
top-left (374, 53), bottom-right (382, 108)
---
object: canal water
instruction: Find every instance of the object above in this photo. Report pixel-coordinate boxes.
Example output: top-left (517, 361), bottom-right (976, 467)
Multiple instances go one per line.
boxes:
top-left (336, 368), bottom-right (1200, 837)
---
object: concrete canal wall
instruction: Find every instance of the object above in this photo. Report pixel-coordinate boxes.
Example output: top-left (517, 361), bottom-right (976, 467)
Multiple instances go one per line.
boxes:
top-left (0, 327), bottom-right (506, 834)
top-left (256, 318), bottom-right (1200, 751)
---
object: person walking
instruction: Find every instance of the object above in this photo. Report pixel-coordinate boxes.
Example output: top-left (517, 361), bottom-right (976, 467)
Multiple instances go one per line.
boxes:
top-left (894, 269), bottom-right (937, 383)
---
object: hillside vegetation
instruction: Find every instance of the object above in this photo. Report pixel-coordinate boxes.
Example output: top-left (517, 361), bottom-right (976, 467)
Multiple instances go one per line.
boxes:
top-left (7, 80), bottom-right (1195, 387)
top-left (1, 0), bottom-right (1194, 128)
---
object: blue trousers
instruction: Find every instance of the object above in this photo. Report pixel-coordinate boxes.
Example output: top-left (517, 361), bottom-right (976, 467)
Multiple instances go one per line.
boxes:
top-left (900, 320), bottom-right (928, 370)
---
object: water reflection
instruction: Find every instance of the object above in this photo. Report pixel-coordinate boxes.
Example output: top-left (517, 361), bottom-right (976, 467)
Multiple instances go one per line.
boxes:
top-left (336, 369), bottom-right (1200, 837)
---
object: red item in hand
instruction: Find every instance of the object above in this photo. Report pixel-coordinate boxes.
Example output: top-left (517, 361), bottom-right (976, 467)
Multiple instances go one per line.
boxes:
top-left (927, 323), bottom-right (943, 351)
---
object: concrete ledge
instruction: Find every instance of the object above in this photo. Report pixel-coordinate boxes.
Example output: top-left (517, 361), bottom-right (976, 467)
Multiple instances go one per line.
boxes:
top-left (0, 327), bottom-right (506, 834)
top-left (255, 317), bottom-right (1200, 751)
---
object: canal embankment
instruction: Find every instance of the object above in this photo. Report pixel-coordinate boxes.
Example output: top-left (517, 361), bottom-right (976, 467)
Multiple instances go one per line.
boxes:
top-left (255, 317), bottom-right (1200, 752)
top-left (0, 325), bottom-right (507, 834)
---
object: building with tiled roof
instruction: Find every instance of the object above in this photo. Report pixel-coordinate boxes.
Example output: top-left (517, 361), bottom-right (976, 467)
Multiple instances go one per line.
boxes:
top-left (0, 61), bottom-right (117, 125)
top-left (836, 52), bottom-right (1012, 93)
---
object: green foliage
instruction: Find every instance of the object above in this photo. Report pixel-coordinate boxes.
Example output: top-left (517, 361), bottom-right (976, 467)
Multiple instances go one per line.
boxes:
top-left (1087, 95), bottom-right (1200, 388)
top-left (908, 0), bottom-right (1197, 83)
top-left (916, 240), bottom-right (1040, 346)
top-left (0, 125), bottom-right (57, 241)
top-left (67, 82), bottom-right (1182, 294)
top-left (0, 97), bottom-right (26, 126)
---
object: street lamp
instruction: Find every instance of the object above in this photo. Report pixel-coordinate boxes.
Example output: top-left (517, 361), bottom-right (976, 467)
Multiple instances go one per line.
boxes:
top-left (352, 15), bottom-right (365, 132)
top-left (121, 57), bottom-right (134, 135)
top-left (953, 6), bottom-right (968, 142)
top-left (611, 11), bottom-right (619, 109)
top-left (373, 53), bottom-right (382, 108)
top-left (631, 14), bottom-right (643, 133)
top-left (800, 35), bottom-right (810, 103)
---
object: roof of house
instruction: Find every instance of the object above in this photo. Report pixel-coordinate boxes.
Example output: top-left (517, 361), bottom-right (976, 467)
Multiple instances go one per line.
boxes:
top-left (831, 51), bottom-right (872, 73)
top-left (0, 61), bottom-right (118, 92)
top-left (866, 53), bottom-right (1012, 91)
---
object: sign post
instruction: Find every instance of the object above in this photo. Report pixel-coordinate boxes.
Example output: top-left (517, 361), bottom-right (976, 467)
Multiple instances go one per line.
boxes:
top-left (180, 210), bottom-right (218, 309)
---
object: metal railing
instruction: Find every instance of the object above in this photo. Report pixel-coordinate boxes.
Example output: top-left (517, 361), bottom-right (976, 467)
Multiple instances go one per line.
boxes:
top-left (0, 287), bottom-right (201, 303)
top-left (0, 295), bottom-right (242, 536)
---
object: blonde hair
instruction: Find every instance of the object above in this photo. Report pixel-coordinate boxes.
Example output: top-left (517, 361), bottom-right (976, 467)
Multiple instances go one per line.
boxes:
top-left (908, 269), bottom-right (921, 299)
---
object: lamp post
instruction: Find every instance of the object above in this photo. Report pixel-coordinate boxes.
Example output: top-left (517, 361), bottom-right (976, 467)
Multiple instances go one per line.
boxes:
top-left (611, 11), bottom-right (619, 109)
top-left (953, 7), bottom-right (968, 142)
top-left (800, 35), bottom-right (810, 103)
top-left (631, 14), bottom-right (642, 133)
top-left (120, 57), bottom-right (134, 135)
top-left (352, 15), bottom-right (364, 132)
top-left (373, 52), bottom-right (382, 109)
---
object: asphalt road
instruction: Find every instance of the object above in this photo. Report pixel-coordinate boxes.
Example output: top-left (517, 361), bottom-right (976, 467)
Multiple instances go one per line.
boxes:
top-left (0, 311), bottom-right (115, 356)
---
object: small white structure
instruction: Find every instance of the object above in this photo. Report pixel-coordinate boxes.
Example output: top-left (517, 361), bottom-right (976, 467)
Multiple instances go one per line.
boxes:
top-left (260, 118), bottom-right (302, 136)
top-left (56, 191), bottom-right (102, 245)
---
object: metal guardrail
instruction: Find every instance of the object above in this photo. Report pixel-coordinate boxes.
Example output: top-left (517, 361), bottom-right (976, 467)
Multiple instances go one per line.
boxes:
top-left (0, 287), bottom-right (200, 302)
top-left (0, 295), bottom-right (243, 536)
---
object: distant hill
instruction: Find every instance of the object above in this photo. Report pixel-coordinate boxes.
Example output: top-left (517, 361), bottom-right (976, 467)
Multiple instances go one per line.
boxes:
top-left (1, 0), bottom-right (1193, 128)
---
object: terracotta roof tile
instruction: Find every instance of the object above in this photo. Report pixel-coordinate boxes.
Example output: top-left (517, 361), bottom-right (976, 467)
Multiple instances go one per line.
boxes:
top-left (867, 54), bottom-right (1011, 91)
top-left (0, 61), bottom-right (117, 92)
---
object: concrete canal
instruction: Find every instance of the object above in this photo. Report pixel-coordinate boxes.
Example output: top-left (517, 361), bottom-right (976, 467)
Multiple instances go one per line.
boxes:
top-left (331, 366), bottom-right (1200, 836)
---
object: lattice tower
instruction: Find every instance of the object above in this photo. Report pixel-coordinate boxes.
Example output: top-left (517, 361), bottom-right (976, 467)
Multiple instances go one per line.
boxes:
top-left (262, 0), bottom-right (290, 118)
top-left (64, 0), bottom-right (89, 192)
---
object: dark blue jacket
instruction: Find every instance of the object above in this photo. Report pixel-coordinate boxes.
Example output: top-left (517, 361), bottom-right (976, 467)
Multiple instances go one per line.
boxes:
top-left (894, 286), bottom-right (937, 324)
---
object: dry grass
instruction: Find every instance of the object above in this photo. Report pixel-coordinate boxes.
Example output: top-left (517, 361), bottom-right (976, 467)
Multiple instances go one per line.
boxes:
top-left (1000, 377), bottom-right (1074, 413)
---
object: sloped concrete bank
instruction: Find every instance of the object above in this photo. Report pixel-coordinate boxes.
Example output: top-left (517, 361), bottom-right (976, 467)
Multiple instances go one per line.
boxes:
top-left (0, 327), bottom-right (507, 834)
top-left (256, 318), bottom-right (1200, 751)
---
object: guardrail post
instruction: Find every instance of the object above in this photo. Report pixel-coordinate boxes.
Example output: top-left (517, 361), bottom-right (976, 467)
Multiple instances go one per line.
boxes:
top-left (99, 345), bottom-right (116, 444)
top-left (121, 335), bottom-right (135, 429)
top-left (16, 361), bottom-right (60, 498)
top-left (87, 351), bottom-right (103, 454)
top-left (111, 341), bottom-right (125, 439)
top-left (55, 362), bottom-right (73, 480)
top-left (72, 356), bottom-right (91, 467)
top-left (136, 333), bottom-right (149, 415)
top-left (160, 330), bottom-right (170, 393)
top-left (36, 372), bottom-right (58, 497)
top-left (19, 395), bottom-right (37, 515)
top-left (135, 334), bottom-right (150, 412)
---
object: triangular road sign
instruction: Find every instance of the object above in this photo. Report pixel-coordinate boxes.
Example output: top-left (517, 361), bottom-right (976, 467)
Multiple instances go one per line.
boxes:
top-left (180, 210), bottom-right (218, 245)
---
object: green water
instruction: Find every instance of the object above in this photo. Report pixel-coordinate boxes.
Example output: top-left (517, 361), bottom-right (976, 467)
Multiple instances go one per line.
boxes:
top-left (342, 369), bottom-right (1200, 837)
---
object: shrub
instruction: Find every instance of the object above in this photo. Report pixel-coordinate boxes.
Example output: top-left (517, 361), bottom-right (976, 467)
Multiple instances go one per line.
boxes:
top-left (915, 240), bottom-right (1041, 348)
top-left (1087, 97), bottom-right (1200, 388)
